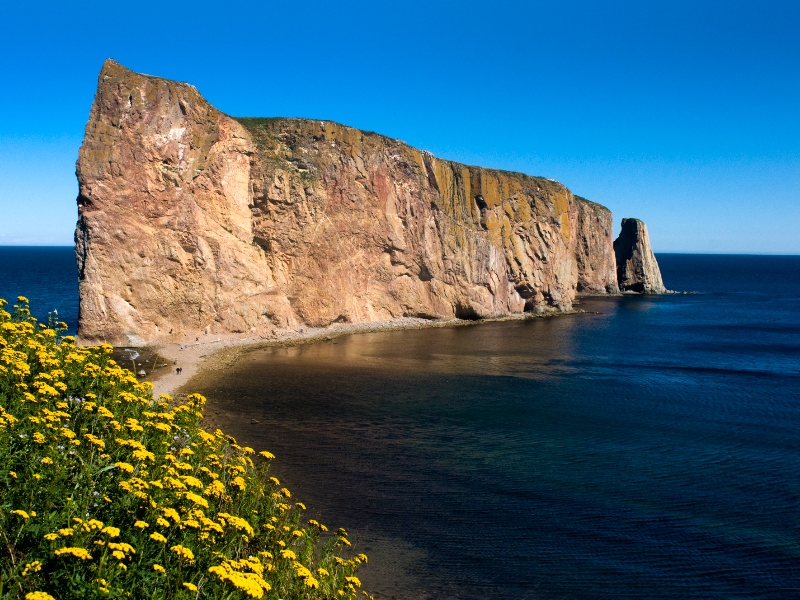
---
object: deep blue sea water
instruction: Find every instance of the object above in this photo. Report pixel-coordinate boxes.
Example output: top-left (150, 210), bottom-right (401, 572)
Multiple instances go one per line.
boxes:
top-left (0, 247), bottom-right (78, 333)
top-left (2, 250), bottom-right (799, 598)
top-left (194, 254), bottom-right (800, 600)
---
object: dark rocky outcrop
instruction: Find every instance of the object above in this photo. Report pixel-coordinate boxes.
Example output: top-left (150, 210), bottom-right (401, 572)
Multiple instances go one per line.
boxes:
top-left (75, 60), bottom-right (661, 345)
top-left (614, 218), bottom-right (667, 294)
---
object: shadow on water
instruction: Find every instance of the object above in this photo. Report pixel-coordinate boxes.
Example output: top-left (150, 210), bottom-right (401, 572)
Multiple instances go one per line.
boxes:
top-left (4, 248), bottom-right (800, 599)
top-left (188, 256), bottom-right (800, 600)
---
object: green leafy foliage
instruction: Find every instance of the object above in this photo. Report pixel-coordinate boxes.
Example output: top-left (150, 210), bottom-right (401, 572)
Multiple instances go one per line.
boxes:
top-left (0, 297), bottom-right (367, 600)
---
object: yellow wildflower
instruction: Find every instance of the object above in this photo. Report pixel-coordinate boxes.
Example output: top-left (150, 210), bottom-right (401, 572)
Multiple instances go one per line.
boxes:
top-left (54, 547), bottom-right (92, 560)
top-left (149, 532), bottom-right (167, 543)
top-left (153, 563), bottom-right (166, 573)
top-left (162, 508), bottom-right (180, 523)
top-left (217, 513), bottom-right (254, 536)
top-left (182, 583), bottom-right (198, 592)
top-left (181, 475), bottom-right (203, 489)
top-left (132, 448), bottom-right (155, 461)
top-left (84, 433), bottom-right (105, 449)
top-left (208, 560), bottom-right (271, 598)
top-left (11, 509), bottom-right (30, 519)
top-left (294, 563), bottom-right (312, 577)
top-left (101, 526), bottom-right (120, 538)
top-left (108, 542), bottom-right (135, 555)
top-left (25, 593), bottom-right (55, 600)
top-left (134, 520), bottom-right (149, 529)
top-left (184, 492), bottom-right (209, 508)
top-left (204, 479), bottom-right (225, 498)
top-left (170, 545), bottom-right (195, 563)
top-left (22, 560), bottom-right (42, 576)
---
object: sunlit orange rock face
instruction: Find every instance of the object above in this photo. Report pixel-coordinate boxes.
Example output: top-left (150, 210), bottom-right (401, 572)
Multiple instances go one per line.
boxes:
top-left (75, 60), bottom-right (621, 345)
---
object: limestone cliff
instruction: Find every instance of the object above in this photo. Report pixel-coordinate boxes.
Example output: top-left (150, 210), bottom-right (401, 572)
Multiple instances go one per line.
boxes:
top-left (76, 60), bottom-right (624, 345)
top-left (614, 218), bottom-right (667, 294)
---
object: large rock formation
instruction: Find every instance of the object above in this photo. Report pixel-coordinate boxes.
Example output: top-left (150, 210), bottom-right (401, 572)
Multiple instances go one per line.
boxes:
top-left (75, 60), bottom-right (642, 345)
top-left (614, 218), bottom-right (667, 294)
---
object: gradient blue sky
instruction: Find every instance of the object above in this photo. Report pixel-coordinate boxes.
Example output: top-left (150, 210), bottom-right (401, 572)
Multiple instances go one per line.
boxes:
top-left (1, 1), bottom-right (798, 252)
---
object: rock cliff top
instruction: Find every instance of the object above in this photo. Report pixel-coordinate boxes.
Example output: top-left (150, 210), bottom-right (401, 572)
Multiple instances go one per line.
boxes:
top-left (75, 60), bottom-right (661, 345)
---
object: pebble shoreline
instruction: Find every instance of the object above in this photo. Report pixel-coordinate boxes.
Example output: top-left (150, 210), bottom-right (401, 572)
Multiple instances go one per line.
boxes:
top-left (146, 311), bottom-right (581, 399)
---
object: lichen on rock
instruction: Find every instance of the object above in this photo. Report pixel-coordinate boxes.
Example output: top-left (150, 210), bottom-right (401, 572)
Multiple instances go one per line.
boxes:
top-left (75, 59), bottom-right (649, 345)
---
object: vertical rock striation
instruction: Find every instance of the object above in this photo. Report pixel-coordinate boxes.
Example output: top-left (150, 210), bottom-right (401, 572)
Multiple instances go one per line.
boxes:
top-left (574, 197), bottom-right (619, 295)
top-left (613, 218), bottom-right (667, 294)
top-left (75, 60), bottom-right (641, 345)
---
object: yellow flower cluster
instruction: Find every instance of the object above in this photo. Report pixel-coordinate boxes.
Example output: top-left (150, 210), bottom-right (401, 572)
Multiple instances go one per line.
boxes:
top-left (0, 297), bottom-right (367, 599)
top-left (25, 593), bottom-right (55, 600)
top-left (54, 547), bottom-right (92, 560)
top-left (208, 557), bottom-right (272, 598)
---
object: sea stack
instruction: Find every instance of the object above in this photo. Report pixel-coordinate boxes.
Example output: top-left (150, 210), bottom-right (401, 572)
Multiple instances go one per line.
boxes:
top-left (74, 60), bottom-right (661, 345)
top-left (614, 218), bottom-right (667, 294)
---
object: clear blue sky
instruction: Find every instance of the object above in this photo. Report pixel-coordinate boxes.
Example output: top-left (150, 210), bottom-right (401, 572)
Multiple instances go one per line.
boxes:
top-left (1, 1), bottom-right (798, 253)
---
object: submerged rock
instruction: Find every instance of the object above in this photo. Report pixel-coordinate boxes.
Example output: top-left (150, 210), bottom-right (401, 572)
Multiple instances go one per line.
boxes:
top-left (614, 218), bottom-right (667, 294)
top-left (75, 59), bottom-right (640, 345)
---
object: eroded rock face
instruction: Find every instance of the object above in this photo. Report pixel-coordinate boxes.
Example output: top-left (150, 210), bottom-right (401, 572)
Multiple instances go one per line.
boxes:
top-left (574, 197), bottom-right (619, 295)
top-left (613, 218), bottom-right (667, 294)
top-left (76, 60), bottom-right (621, 344)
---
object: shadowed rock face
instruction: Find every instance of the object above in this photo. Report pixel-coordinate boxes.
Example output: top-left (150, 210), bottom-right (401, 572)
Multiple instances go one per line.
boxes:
top-left (614, 218), bottom-right (667, 294)
top-left (75, 59), bottom-right (621, 345)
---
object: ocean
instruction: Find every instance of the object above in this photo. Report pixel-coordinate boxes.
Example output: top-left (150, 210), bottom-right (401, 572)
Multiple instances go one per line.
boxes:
top-left (0, 247), bottom-right (79, 332)
top-left (2, 249), bottom-right (799, 598)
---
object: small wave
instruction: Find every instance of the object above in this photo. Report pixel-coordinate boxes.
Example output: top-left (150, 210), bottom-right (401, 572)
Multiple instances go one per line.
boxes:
top-left (570, 359), bottom-right (798, 379)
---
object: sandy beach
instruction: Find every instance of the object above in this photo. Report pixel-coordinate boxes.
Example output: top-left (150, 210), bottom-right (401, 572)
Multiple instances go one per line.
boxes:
top-left (149, 311), bottom-right (582, 399)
